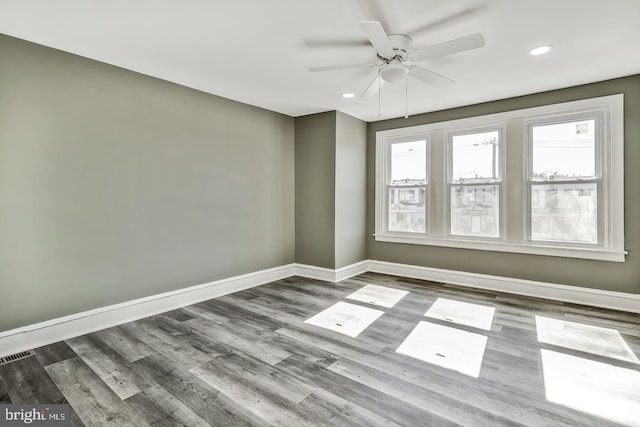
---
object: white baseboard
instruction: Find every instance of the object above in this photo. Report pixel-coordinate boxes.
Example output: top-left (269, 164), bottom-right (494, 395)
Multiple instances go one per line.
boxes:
top-left (0, 264), bottom-right (295, 359)
top-left (1, 259), bottom-right (637, 358)
top-left (335, 260), bottom-right (370, 282)
top-left (368, 260), bottom-right (640, 314)
top-left (294, 260), bottom-right (369, 283)
top-left (294, 264), bottom-right (336, 282)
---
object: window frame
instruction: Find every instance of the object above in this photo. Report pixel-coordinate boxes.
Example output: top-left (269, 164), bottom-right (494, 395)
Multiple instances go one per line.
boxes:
top-left (525, 111), bottom-right (605, 247)
top-left (445, 126), bottom-right (505, 241)
top-left (374, 94), bottom-right (625, 262)
top-left (381, 134), bottom-right (430, 236)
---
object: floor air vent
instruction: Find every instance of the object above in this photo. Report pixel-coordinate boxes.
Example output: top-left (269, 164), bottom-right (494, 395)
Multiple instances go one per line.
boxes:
top-left (0, 350), bottom-right (36, 366)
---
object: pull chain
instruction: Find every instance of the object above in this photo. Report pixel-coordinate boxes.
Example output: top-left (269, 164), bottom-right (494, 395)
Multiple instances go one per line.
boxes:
top-left (405, 73), bottom-right (408, 119)
top-left (378, 75), bottom-right (381, 117)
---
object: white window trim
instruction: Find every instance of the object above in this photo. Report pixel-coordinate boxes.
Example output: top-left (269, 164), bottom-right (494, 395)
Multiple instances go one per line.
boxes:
top-left (375, 94), bottom-right (626, 262)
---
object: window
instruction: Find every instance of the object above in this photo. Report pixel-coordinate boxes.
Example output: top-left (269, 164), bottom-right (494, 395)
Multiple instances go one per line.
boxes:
top-left (448, 129), bottom-right (502, 238)
top-left (528, 117), bottom-right (601, 245)
top-left (385, 138), bottom-right (429, 234)
top-left (375, 94), bottom-right (625, 262)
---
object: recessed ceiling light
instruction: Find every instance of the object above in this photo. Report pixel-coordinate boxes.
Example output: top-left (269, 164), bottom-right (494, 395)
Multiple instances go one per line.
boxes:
top-left (529, 45), bottom-right (552, 56)
top-left (341, 92), bottom-right (355, 99)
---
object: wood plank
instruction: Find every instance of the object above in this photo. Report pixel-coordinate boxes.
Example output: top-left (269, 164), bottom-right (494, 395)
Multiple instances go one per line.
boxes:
top-left (0, 357), bottom-right (68, 405)
top-left (125, 384), bottom-right (209, 426)
top-left (275, 355), bottom-right (458, 427)
top-left (182, 303), bottom-right (231, 326)
top-left (65, 335), bottom-right (153, 400)
top-left (162, 308), bottom-right (196, 323)
top-left (187, 297), bottom-right (286, 332)
top-left (191, 358), bottom-right (312, 426)
top-left (35, 342), bottom-right (78, 367)
top-left (117, 319), bottom-right (221, 370)
top-left (92, 326), bottom-right (156, 363)
top-left (296, 389), bottom-right (401, 427)
top-left (0, 375), bottom-right (11, 404)
top-left (327, 357), bottom-right (521, 427)
top-left (185, 316), bottom-right (292, 365)
top-left (45, 357), bottom-right (148, 427)
top-left (133, 354), bottom-right (264, 426)
top-left (191, 352), bottom-right (314, 406)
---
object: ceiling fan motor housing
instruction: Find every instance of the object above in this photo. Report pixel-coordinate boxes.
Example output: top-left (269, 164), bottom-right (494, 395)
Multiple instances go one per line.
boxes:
top-left (387, 34), bottom-right (413, 61)
top-left (378, 34), bottom-right (413, 83)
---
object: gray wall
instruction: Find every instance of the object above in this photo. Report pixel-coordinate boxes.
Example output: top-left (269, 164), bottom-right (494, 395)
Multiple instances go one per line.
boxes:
top-left (335, 112), bottom-right (367, 269)
top-left (0, 35), bottom-right (295, 332)
top-left (367, 75), bottom-right (640, 294)
top-left (294, 112), bottom-right (337, 269)
top-left (294, 111), bottom-right (367, 269)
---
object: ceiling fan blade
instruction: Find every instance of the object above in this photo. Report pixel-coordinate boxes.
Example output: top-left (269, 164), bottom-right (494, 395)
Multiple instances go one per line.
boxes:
top-left (361, 74), bottom-right (385, 97)
top-left (410, 33), bottom-right (485, 61)
top-left (348, 0), bottom-right (391, 30)
top-left (359, 21), bottom-right (395, 59)
top-left (409, 66), bottom-right (454, 88)
top-left (308, 62), bottom-right (377, 72)
top-left (304, 39), bottom-right (370, 48)
top-left (406, 6), bottom-right (485, 37)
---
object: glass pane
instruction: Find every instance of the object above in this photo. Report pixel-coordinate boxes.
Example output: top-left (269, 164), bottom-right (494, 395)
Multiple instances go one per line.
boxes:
top-left (532, 120), bottom-right (596, 180)
top-left (531, 183), bottom-right (597, 244)
top-left (450, 185), bottom-right (499, 238)
top-left (389, 187), bottom-right (426, 233)
top-left (391, 140), bottom-right (426, 185)
top-left (451, 131), bottom-right (499, 183)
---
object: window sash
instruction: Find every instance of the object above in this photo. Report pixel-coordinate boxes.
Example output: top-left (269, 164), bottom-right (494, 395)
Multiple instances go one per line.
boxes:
top-left (447, 183), bottom-right (502, 239)
top-left (386, 184), bottom-right (428, 235)
top-left (527, 180), bottom-right (603, 246)
top-left (385, 137), bottom-right (429, 186)
top-left (526, 112), bottom-right (604, 182)
top-left (447, 128), bottom-right (503, 184)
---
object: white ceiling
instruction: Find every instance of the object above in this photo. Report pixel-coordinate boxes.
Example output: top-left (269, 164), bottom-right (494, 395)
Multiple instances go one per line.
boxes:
top-left (1, 0), bottom-right (639, 122)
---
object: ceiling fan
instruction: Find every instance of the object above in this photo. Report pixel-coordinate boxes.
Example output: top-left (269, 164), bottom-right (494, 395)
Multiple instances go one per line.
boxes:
top-left (308, 20), bottom-right (485, 98)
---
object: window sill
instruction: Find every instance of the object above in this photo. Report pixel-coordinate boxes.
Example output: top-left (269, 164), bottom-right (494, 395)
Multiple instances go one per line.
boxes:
top-left (374, 234), bottom-right (626, 262)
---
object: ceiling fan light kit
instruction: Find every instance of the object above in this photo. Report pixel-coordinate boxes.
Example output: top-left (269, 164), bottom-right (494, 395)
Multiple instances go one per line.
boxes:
top-left (380, 63), bottom-right (409, 83)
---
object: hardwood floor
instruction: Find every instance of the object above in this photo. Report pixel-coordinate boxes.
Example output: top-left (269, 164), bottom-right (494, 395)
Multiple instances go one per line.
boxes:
top-left (1, 273), bottom-right (639, 426)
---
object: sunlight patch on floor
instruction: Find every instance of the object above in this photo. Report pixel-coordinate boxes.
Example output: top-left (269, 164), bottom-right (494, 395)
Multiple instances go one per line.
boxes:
top-left (541, 349), bottom-right (640, 426)
top-left (304, 302), bottom-right (384, 338)
top-left (346, 284), bottom-right (409, 308)
top-left (536, 316), bottom-right (639, 363)
top-left (396, 321), bottom-right (488, 377)
top-left (425, 298), bottom-right (495, 331)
